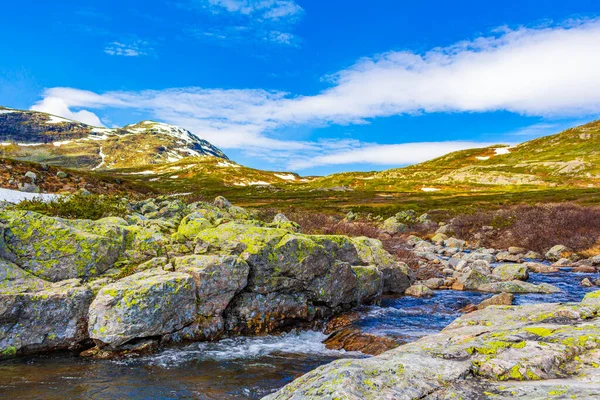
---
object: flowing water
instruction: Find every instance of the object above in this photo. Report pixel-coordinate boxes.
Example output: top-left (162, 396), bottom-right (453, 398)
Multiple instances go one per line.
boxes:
top-left (1, 269), bottom-right (598, 400)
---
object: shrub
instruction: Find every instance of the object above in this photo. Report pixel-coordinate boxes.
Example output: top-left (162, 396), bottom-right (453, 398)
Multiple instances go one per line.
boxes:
top-left (451, 204), bottom-right (600, 254)
top-left (15, 192), bottom-right (129, 220)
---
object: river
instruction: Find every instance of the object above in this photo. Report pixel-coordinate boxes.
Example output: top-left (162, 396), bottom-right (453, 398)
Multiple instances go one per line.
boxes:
top-left (1, 269), bottom-right (598, 400)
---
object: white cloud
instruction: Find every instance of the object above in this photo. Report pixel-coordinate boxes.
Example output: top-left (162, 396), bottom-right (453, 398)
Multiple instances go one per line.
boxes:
top-left (104, 41), bottom-right (152, 57)
top-left (30, 19), bottom-right (600, 170)
top-left (203, 0), bottom-right (302, 20)
top-left (187, 0), bottom-right (302, 45)
top-left (31, 96), bottom-right (104, 127)
top-left (288, 141), bottom-right (496, 169)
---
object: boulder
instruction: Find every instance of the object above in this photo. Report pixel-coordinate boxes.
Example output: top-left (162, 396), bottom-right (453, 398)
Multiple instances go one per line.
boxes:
top-left (266, 292), bottom-right (600, 400)
top-left (173, 255), bottom-right (249, 316)
top-left (1, 281), bottom-right (92, 357)
top-left (545, 245), bottom-right (572, 261)
top-left (224, 292), bottom-right (310, 335)
top-left (476, 292), bottom-right (514, 309)
top-left (352, 265), bottom-right (383, 304)
top-left (176, 212), bottom-right (213, 240)
top-left (492, 264), bottom-right (529, 281)
top-left (454, 269), bottom-right (498, 290)
top-left (381, 217), bottom-right (406, 234)
top-left (444, 237), bottom-right (466, 250)
top-left (478, 281), bottom-right (560, 294)
top-left (581, 278), bottom-right (593, 287)
top-left (405, 284), bottom-right (434, 298)
top-left (495, 251), bottom-right (521, 263)
top-left (524, 262), bottom-right (559, 273)
top-left (324, 327), bottom-right (399, 355)
top-left (508, 246), bottom-right (527, 255)
top-left (379, 262), bottom-right (413, 294)
top-left (0, 211), bottom-right (126, 282)
top-left (422, 277), bottom-right (445, 290)
top-left (88, 268), bottom-right (197, 348)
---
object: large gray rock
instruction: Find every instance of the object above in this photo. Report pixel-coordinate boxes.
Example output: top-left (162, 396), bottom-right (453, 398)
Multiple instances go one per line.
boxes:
top-left (352, 265), bottom-right (383, 304)
top-left (265, 290), bottom-right (600, 400)
top-left (545, 245), bottom-right (571, 261)
top-left (173, 255), bottom-right (248, 316)
top-left (0, 281), bottom-right (92, 357)
top-left (492, 263), bottom-right (529, 281)
top-left (88, 268), bottom-right (197, 348)
top-left (0, 211), bottom-right (126, 282)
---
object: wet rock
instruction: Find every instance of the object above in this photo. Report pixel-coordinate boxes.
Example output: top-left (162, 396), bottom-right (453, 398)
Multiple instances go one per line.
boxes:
top-left (405, 284), bottom-right (434, 298)
top-left (266, 291), bottom-right (600, 400)
top-left (324, 312), bottom-right (363, 334)
top-left (524, 262), bottom-right (559, 273)
top-left (80, 339), bottom-right (159, 359)
top-left (572, 265), bottom-right (597, 273)
top-left (88, 268), bottom-right (197, 348)
top-left (323, 327), bottom-right (399, 355)
top-left (581, 278), bottom-right (593, 287)
top-left (224, 292), bottom-right (310, 335)
top-left (478, 280), bottom-right (560, 294)
top-left (545, 245), bottom-right (571, 261)
top-left (552, 258), bottom-right (574, 267)
top-left (492, 264), bottom-right (529, 281)
top-left (453, 269), bottom-right (498, 291)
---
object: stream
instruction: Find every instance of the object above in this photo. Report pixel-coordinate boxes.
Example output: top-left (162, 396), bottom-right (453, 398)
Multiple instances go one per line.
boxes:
top-left (1, 269), bottom-right (598, 400)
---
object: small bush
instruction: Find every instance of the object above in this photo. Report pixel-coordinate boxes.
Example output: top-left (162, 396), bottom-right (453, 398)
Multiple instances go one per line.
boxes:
top-left (451, 204), bottom-right (600, 254)
top-left (15, 193), bottom-right (129, 220)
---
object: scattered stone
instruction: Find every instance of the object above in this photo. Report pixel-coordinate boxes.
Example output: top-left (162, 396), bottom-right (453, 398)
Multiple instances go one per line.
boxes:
top-left (213, 196), bottom-right (232, 209)
top-left (17, 183), bottom-right (40, 193)
top-left (545, 245), bottom-right (571, 261)
top-left (495, 251), bottom-right (521, 262)
top-left (405, 284), bottom-right (434, 297)
top-left (581, 278), bottom-right (593, 287)
top-left (492, 263), bottom-right (529, 281)
top-left (382, 217), bottom-right (407, 234)
top-left (24, 171), bottom-right (37, 182)
top-left (422, 277), bottom-right (444, 290)
top-left (552, 258), bottom-right (573, 267)
top-left (56, 171), bottom-right (68, 179)
top-left (524, 262), bottom-right (559, 273)
top-left (572, 265), bottom-right (597, 273)
top-left (508, 246), bottom-right (527, 255)
top-left (478, 280), bottom-right (560, 294)
top-left (444, 237), bottom-right (466, 250)
top-left (323, 327), bottom-right (399, 356)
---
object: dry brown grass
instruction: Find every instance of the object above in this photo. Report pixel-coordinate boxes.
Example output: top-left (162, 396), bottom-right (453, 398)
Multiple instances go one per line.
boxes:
top-left (451, 203), bottom-right (600, 254)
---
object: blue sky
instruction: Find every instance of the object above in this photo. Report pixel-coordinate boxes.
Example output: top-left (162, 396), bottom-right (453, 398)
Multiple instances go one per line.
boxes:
top-left (1, 1), bottom-right (599, 175)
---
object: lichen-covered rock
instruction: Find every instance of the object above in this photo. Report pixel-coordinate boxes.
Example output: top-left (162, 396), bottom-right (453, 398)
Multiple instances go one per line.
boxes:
top-left (0, 281), bottom-right (92, 357)
top-left (454, 269), bottom-right (498, 290)
top-left (381, 217), bottom-right (406, 234)
top-left (492, 263), bottom-right (529, 281)
top-left (404, 284), bottom-right (434, 297)
top-left (352, 265), bottom-right (383, 304)
top-left (224, 292), bottom-right (310, 335)
top-left (309, 262), bottom-right (357, 307)
top-left (176, 212), bottom-right (213, 240)
top-left (88, 268), bottom-right (197, 348)
top-left (0, 259), bottom-right (49, 294)
top-left (478, 280), bottom-right (560, 294)
top-left (173, 255), bottom-right (248, 316)
top-left (545, 244), bottom-right (572, 261)
top-left (0, 210), bottom-right (126, 282)
top-left (265, 291), bottom-right (600, 400)
top-left (524, 262), bottom-right (559, 273)
top-left (351, 237), bottom-right (396, 269)
top-left (195, 223), bottom-right (330, 293)
top-left (379, 262), bottom-right (413, 294)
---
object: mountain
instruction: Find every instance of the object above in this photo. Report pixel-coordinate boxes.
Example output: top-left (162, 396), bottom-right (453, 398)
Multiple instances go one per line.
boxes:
top-left (309, 120), bottom-right (600, 192)
top-left (0, 106), bottom-right (227, 170)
